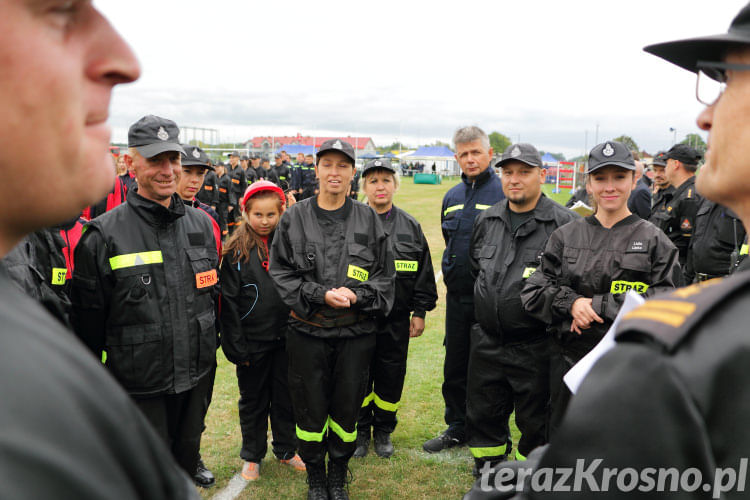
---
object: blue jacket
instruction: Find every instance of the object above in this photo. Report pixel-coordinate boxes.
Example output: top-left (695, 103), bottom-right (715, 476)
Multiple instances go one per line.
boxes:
top-left (441, 167), bottom-right (504, 295)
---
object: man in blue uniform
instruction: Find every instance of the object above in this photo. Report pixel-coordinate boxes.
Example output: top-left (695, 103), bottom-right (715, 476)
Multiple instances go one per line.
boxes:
top-left (424, 126), bottom-right (505, 453)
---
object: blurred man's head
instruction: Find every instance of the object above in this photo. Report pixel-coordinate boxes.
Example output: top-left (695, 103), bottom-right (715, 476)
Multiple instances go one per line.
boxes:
top-left (0, 0), bottom-right (139, 253)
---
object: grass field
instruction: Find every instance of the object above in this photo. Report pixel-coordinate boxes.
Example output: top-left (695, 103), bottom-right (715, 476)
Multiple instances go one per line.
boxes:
top-left (199, 177), bottom-right (574, 499)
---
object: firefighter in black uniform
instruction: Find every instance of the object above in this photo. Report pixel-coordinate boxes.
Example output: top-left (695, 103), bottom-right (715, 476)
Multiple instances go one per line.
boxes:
top-left (269, 139), bottom-right (394, 500)
top-left (684, 198), bottom-right (746, 283)
top-left (521, 141), bottom-right (681, 434)
top-left (354, 159), bottom-right (437, 459)
top-left (71, 115), bottom-right (220, 485)
top-left (0, 2), bottom-right (198, 497)
top-left (425, 126), bottom-right (505, 454)
top-left (260, 157), bottom-right (281, 185)
top-left (272, 154), bottom-right (292, 191)
top-left (463, 6), bottom-right (750, 500)
top-left (227, 151), bottom-right (246, 235)
top-left (197, 159), bottom-right (219, 208)
top-left (467, 144), bottom-right (578, 471)
top-left (297, 154), bottom-right (319, 200)
top-left (648, 150), bottom-right (673, 208)
top-left (651, 143), bottom-right (703, 269)
top-left (242, 154), bottom-right (258, 185)
top-left (216, 162), bottom-right (231, 238)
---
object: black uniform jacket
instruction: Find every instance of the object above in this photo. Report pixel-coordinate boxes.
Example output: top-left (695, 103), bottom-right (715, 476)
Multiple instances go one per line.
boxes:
top-left (521, 214), bottom-right (681, 352)
top-left (197, 169), bottom-right (218, 207)
top-left (471, 195), bottom-right (578, 344)
top-left (650, 176), bottom-right (701, 265)
top-left (273, 163), bottom-right (291, 191)
top-left (520, 272), bottom-right (750, 499)
top-left (220, 234), bottom-right (288, 365)
top-left (228, 164), bottom-right (246, 212)
top-left (71, 190), bottom-right (219, 397)
top-left (269, 197), bottom-right (395, 338)
top-left (685, 198), bottom-right (746, 282)
top-left (381, 205), bottom-right (437, 319)
top-left (0, 268), bottom-right (198, 500)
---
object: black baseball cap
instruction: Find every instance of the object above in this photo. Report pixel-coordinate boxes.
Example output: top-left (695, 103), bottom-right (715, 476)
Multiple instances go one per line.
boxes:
top-left (362, 159), bottom-right (396, 176)
top-left (644, 4), bottom-right (750, 79)
top-left (229, 151), bottom-right (240, 157)
top-left (316, 138), bottom-right (356, 165)
top-left (652, 151), bottom-right (668, 167)
top-left (587, 141), bottom-right (635, 174)
top-left (241, 155), bottom-right (249, 161)
top-left (181, 144), bottom-right (214, 171)
top-left (664, 144), bottom-right (702, 165)
top-left (128, 115), bottom-right (184, 159)
top-left (496, 143), bottom-right (543, 169)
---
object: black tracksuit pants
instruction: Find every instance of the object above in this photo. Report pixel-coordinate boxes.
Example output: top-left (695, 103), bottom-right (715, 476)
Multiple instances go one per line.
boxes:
top-left (236, 345), bottom-right (297, 463)
top-left (466, 325), bottom-right (550, 463)
top-left (357, 312), bottom-right (410, 435)
top-left (549, 337), bottom-right (593, 437)
top-left (442, 291), bottom-right (474, 434)
top-left (133, 370), bottom-right (214, 476)
top-left (287, 327), bottom-right (376, 466)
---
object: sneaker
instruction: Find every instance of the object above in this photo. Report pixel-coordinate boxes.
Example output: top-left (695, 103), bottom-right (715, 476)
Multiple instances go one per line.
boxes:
top-left (352, 431), bottom-right (370, 458)
top-left (241, 461), bottom-right (260, 481)
top-left (194, 458), bottom-right (215, 488)
top-left (280, 453), bottom-right (307, 472)
top-left (422, 429), bottom-right (466, 453)
top-left (373, 430), bottom-right (394, 458)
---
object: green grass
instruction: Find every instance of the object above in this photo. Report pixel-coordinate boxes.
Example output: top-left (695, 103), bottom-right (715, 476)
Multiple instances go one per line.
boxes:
top-left (199, 177), bottom-right (567, 499)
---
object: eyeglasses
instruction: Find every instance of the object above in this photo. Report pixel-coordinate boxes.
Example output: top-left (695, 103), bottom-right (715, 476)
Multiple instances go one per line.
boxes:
top-left (695, 60), bottom-right (750, 106)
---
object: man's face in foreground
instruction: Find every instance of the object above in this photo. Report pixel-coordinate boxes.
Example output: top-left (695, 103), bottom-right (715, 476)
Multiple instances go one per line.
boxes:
top-left (0, 0), bottom-right (139, 230)
top-left (696, 47), bottom-right (750, 208)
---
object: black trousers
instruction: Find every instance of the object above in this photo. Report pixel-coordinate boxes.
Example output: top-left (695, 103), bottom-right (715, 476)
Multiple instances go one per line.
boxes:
top-left (236, 346), bottom-right (296, 462)
top-left (466, 325), bottom-right (550, 462)
top-left (549, 337), bottom-right (594, 436)
top-left (357, 313), bottom-right (410, 434)
top-left (287, 327), bottom-right (376, 466)
top-left (442, 291), bottom-right (474, 433)
top-left (133, 371), bottom-right (214, 476)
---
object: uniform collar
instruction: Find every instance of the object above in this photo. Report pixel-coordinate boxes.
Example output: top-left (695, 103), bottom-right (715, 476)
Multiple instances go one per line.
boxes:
top-left (128, 188), bottom-right (185, 226)
top-left (461, 166), bottom-right (494, 187)
top-left (672, 175), bottom-right (696, 198)
top-left (490, 194), bottom-right (556, 223)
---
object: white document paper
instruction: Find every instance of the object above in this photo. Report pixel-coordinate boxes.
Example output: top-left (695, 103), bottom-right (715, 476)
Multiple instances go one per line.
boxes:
top-left (564, 291), bottom-right (646, 394)
top-left (570, 200), bottom-right (595, 217)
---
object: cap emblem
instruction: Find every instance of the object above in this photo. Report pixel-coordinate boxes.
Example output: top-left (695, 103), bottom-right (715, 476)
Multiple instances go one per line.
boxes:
top-left (602, 143), bottom-right (615, 157)
top-left (511, 146), bottom-right (521, 158)
top-left (192, 148), bottom-right (201, 159)
top-left (157, 127), bottom-right (169, 141)
top-left (333, 140), bottom-right (343, 150)
top-left (374, 160), bottom-right (382, 166)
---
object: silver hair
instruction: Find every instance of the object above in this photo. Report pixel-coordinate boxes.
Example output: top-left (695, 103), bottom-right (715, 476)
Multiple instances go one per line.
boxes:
top-left (453, 126), bottom-right (490, 151)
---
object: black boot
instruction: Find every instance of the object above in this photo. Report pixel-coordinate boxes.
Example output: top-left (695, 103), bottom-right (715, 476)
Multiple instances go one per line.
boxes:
top-left (194, 458), bottom-right (215, 488)
top-left (327, 459), bottom-right (351, 500)
top-left (353, 428), bottom-right (370, 458)
top-left (306, 463), bottom-right (328, 500)
top-left (373, 430), bottom-right (394, 458)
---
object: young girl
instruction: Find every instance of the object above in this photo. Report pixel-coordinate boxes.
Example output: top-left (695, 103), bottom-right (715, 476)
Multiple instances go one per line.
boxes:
top-left (220, 181), bottom-right (305, 481)
top-left (522, 141), bottom-right (682, 435)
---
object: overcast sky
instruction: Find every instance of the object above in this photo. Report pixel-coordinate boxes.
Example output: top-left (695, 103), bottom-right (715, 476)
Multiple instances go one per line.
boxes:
top-left (99, 1), bottom-right (746, 158)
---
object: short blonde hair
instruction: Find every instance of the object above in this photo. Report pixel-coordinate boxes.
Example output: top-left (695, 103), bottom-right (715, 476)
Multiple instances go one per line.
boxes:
top-left (360, 168), bottom-right (400, 193)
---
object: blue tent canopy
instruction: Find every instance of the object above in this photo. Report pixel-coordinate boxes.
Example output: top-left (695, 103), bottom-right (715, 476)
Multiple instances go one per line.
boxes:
top-left (409, 146), bottom-right (455, 157)
top-left (541, 153), bottom-right (559, 163)
top-left (358, 152), bottom-right (380, 159)
top-left (382, 153), bottom-right (397, 158)
top-left (274, 145), bottom-right (316, 156)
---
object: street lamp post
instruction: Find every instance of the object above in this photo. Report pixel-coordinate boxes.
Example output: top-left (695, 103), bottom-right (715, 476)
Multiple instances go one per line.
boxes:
top-left (669, 127), bottom-right (677, 145)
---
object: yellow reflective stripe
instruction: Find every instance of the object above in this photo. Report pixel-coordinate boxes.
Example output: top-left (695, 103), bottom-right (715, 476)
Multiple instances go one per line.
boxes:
top-left (328, 418), bottom-right (357, 443)
top-left (296, 421), bottom-right (329, 442)
top-left (361, 392), bottom-right (374, 408)
top-left (443, 204), bottom-right (464, 216)
top-left (394, 260), bottom-right (418, 272)
top-left (522, 267), bottom-right (536, 279)
top-left (470, 443), bottom-right (508, 458)
top-left (516, 449), bottom-right (527, 461)
top-left (373, 393), bottom-right (400, 413)
top-left (101, 351), bottom-right (107, 364)
top-left (109, 251), bottom-right (163, 271)
top-left (742, 244), bottom-right (749, 256)
top-left (347, 264), bottom-right (369, 282)
top-left (51, 267), bottom-right (67, 285)
top-left (610, 280), bottom-right (649, 295)
top-left (475, 204), bottom-right (492, 210)
top-left (623, 300), bottom-right (697, 328)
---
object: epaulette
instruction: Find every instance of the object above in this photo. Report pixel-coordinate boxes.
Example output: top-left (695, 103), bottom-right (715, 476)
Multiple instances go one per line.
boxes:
top-left (616, 271), bottom-right (750, 352)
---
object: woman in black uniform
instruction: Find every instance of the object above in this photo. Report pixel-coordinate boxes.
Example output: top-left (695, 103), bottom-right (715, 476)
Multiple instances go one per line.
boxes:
top-left (353, 159), bottom-right (438, 459)
top-left (521, 141), bottom-right (682, 434)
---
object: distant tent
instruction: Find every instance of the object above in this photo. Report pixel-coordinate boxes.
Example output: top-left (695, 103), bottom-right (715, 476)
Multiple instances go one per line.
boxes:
top-left (404, 146), bottom-right (458, 175)
top-left (541, 153), bottom-right (559, 164)
top-left (411, 146), bottom-right (455, 158)
top-left (359, 152), bottom-right (380, 159)
top-left (274, 145), bottom-right (316, 156)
